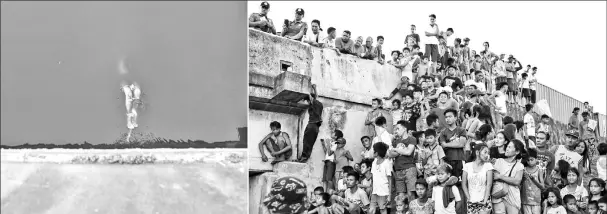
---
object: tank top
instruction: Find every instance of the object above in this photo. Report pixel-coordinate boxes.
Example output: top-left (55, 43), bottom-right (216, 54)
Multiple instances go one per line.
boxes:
top-left (554, 145), bottom-right (582, 168)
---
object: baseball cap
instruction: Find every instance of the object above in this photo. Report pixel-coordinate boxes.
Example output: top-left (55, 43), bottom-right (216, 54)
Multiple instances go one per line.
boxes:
top-left (565, 129), bottom-right (580, 139)
top-left (295, 8), bottom-right (305, 15)
top-left (262, 176), bottom-right (308, 213)
top-left (573, 107), bottom-right (580, 113)
top-left (260, 1), bottom-right (270, 9)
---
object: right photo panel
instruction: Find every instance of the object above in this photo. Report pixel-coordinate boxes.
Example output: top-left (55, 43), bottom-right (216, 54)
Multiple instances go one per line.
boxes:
top-left (248, 1), bottom-right (607, 214)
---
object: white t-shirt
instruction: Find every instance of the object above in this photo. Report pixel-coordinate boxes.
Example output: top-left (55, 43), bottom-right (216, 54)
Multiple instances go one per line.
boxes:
top-left (520, 79), bottom-right (530, 89)
top-left (524, 113), bottom-right (536, 137)
top-left (425, 24), bottom-right (439, 45)
top-left (529, 75), bottom-right (537, 90)
top-left (464, 80), bottom-right (487, 92)
top-left (432, 185), bottom-right (460, 214)
top-left (554, 145), bottom-right (582, 168)
top-left (598, 156), bottom-right (606, 180)
top-left (305, 30), bottom-right (327, 44)
top-left (337, 178), bottom-right (347, 192)
top-left (344, 188), bottom-right (370, 208)
top-left (325, 139), bottom-right (337, 161)
top-left (322, 37), bottom-right (336, 48)
top-left (546, 206), bottom-right (567, 214)
top-left (560, 185), bottom-right (588, 202)
top-left (463, 162), bottom-right (494, 203)
top-left (494, 91), bottom-right (508, 115)
top-left (372, 158), bottom-right (392, 196)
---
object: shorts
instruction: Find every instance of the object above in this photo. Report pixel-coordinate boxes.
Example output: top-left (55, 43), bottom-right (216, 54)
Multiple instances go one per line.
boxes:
top-left (522, 204), bottom-right (541, 214)
top-left (530, 90), bottom-right (536, 103)
top-left (447, 160), bottom-right (464, 178)
top-left (522, 88), bottom-right (531, 97)
top-left (394, 167), bottom-right (418, 193)
top-left (496, 77), bottom-right (508, 88)
top-left (370, 194), bottom-right (389, 210)
top-left (424, 44), bottom-right (439, 62)
top-left (322, 160), bottom-right (336, 182)
top-left (506, 78), bottom-right (517, 93)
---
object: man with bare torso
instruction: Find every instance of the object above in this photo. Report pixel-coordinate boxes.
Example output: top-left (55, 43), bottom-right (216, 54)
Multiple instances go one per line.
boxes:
top-left (259, 121), bottom-right (293, 164)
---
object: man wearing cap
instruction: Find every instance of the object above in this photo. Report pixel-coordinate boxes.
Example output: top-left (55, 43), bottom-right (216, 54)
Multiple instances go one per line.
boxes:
top-left (550, 129), bottom-right (583, 170)
top-left (304, 19), bottom-right (325, 48)
top-left (248, 1), bottom-right (276, 35)
top-left (281, 8), bottom-right (308, 41)
top-left (569, 107), bottom-right (581, 130)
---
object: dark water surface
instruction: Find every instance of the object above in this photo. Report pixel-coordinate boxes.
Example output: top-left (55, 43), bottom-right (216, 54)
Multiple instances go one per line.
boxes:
top-left (1, 2), bottom-right (247, 145)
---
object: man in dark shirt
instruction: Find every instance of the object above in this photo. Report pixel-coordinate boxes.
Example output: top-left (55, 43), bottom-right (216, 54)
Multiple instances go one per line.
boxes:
top-left (405, 25), bottom-right (420, 46)
top-left (248, 1), bottom-right (276, 35)
top-left (299, 83), bottom-right (324, 163)
top-left (535, 131), bottom-right (555, 182)
top-left (388, 120), bottom-right (418, 201)
top-left (281, 8), bottom-right (308, 41)
top-left (438, 109), bottom-right (467, 178)
top-left (335, 30), bottom-right (354, 54)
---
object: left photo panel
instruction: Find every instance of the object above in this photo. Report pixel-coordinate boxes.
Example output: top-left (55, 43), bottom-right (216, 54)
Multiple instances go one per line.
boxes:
top-left (1, 1), bottom-right (247, 213)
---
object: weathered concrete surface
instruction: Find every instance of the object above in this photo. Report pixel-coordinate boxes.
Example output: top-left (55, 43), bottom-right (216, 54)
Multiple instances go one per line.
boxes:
top-left (1, 149), bottom-right (246, 214)
top-left (1, 163), bottom-right (246, 214)
top-left (249, 29), bottom-right (313, 77)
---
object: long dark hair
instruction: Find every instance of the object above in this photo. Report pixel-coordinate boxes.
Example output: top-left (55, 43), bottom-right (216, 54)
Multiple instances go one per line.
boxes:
top-left (468, 143), bottom-right (489, 163)
top-left (505, 139), bottom-right (526, 160)
top-left (543, 187), bottom-right (564, 206)
top-left (578, 140), bottom-right (591, 174)
top-left (475, 124), bottom-right (493, 141)
top-left (588, 178), bottom-right (607, 200)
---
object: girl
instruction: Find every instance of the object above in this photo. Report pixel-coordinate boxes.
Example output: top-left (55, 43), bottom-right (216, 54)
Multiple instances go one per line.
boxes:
top-left (489, 131), bottom-right (509, 162)
top-left (522, 149), bottom-right (546, 214)
top-left (408, 179), bottom-right (434, 214)
top-left (492, 139), bottom-right (526, 214)
top-left (462, 143), bottom-right (494, 214)
top-left (543, 187), bottom-right (567, 214)
top-left (560, 168), bottom-right (589, 210)
top-left (589, 178), bottom-right (607, 203)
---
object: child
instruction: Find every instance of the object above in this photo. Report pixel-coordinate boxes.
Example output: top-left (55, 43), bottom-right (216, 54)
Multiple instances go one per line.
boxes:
top-left (560, 168), bottom-right (589, 210)
top-left (543, 187), bottom-right (567, 214)
top-left (408, 179), bottom-right (434, 214)
top-left (369, 142), bottom-right (392, 214)
top-left (308, 192), bottom-right (332, 214)
top-left (334, 138), bottom-right (354, 193)
top-left (359, 159), bottom-right (373, 197)
top-left (258, 121), bottom-right (293, 164)
top-left (589, 178), bottom-right (607, 203)
top-left (588, 200), bottom-right (600, 214)
top-left (321, 130), bottom-right (343, 192)
top-left (389, 99), bottom-right (405, 127)
top-left (552, 160), bottom-right (572, 189)
top-left (360, 136), bottom-right (373, 160)
top-left (598, 143), bottom-right (607, 180)
top-left (431, 163), bottom-right (461, 214)
top-left (423, 129), bottom-right (445, 166)
top-left (522, 149), bottom-right (546, 214)
top-left (395, 195), bottom-right (409, 214)
top-left (564, 194), bottom-right (584, 214)
top-left (599, 196), bottom-right (607, 212)
top-left (308, 186), bottom-right (325, 211)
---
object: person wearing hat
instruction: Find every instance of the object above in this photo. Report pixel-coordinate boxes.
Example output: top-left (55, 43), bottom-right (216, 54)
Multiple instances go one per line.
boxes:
top-left (248, 1), bottom-right (276, 35)
top-left (505, 54), bottom-right (522, 103)
top-left (569, 107), bottom-right (581, 130)
top-left (281, 8), bottom-right (308, 41)
top-left (304, 19), bottom-right (325, 48)
top-left (262, 176), bottom-right (309, 214)
top-left (549, 129), bottom-right (583, 170)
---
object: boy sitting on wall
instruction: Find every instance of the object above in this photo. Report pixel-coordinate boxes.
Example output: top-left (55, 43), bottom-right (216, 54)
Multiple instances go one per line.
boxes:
top-left (258, 121), bottom-right (293, 164)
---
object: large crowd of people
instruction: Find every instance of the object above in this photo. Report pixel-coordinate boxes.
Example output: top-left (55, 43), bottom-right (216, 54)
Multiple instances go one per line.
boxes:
top-left (251, 2), bottom-right (606, 214)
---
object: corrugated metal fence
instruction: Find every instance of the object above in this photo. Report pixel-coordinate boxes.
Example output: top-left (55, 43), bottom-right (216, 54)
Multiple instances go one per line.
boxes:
top-left (535, 82), bottom-right (606, 137)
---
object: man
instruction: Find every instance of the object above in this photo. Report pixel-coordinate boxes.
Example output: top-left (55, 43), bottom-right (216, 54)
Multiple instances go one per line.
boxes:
top-left (365, 99), bottom-right (389, 138)
top-left (248, 1), bottom-right (276, 35)
top-left (505, 55), bottom-right (523, 103)
top-left (361, 36), bottom-right (378, 60)
top-left (405, 25), bottom-right (420, 46)
top-left (258, 121), bottom-right (293, 164)
top-left (322, 27), bottom-right (341, 56)
top-left (333, 172), bottom-right (371, 214)
top-left (375, 36), bottom-right (385, 64)
top-left (441, 65), bottom-right (464, 94)
top-left (335, 30), bottom-right (354, 54)
top-left (298, 82), bottom-right (323, 163)
top-left (462, 38), bottom-right (471, 68)
top-left (281, 8), bottom-right (308, 41)
top-left (388, 120), bottom-right (417, 202)
top-left (580, 111), bottom-right (599, 143)
top-left (464, 70), bottom-right (487, 92)
top-left (304, 19), bottom-right (325, 48)
top-left (535, 131), bottom-right (555, 182)
top-left (583, 101), bottom-right (594, 115)
top-left (372, 116), bottom-right (393, 152)
top-left (424, 14), bottom-right (440, 63)
top-left (438, 109), bottom-right (467, 178)
top-left (351, 36), bottom-right (366, 57)
top-left (550, 129), bottom-right (582, 169)
top-left (426, 114), bottom-right (443, 134)
top-left (523, 104), bottom-right (536, 142)
top-left (569, 107), bottom-right (581, 130)
top-left (440, 28), bottom-right (455, 53)
top-left (529, 67), bottom-right (538, 104)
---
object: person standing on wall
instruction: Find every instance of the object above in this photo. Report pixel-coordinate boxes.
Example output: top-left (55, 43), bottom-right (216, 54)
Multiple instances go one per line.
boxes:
top-left (299, 82), bottom-right (324, 163)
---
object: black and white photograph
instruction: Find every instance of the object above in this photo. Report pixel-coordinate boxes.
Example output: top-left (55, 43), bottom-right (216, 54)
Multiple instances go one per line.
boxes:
top-left (247, 1), bottom-right (607, 214)
top-left (1, 1), bottom-right (247, 213)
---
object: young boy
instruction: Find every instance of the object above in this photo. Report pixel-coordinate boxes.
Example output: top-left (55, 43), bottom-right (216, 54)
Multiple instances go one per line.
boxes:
top-left (360, 136), bottom-right (373, 160)
top-left (321, 130), bottom-right (343, 191)
top-left (408, 179), bottom-right (434, 214)
top-left (589, 200), bottom-right (600, 214)
top-left (523, 104), bottom-right (537, 143)
top-left (519, 72), bottom-right (531, 105)
top-left (394, 195), bottom-right (409, 214)
top-left (369, 142), bottom-right (392, 214)
top-left (598, 196), bottom-right (607, 212)
top-left (258, 121), bottom-right (292, 164)
top-left (334, 138), bottom-right (354, 192)
top-left (522, 149), bottom-right (545, 214)
top-left (432, 163), bottom-right (462, 214)
top-left (308, 186), bottom-right (325, 211)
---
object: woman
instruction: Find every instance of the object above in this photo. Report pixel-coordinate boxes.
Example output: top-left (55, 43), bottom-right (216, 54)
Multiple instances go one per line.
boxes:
top-left (492, 139), bottom-right (526, 214)
top-left (489, 131), bottom-right (509, 161)
top-left (462, 142), bottom-right (494, 214)
top-left (576, 141), bottom-right (591, 183)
